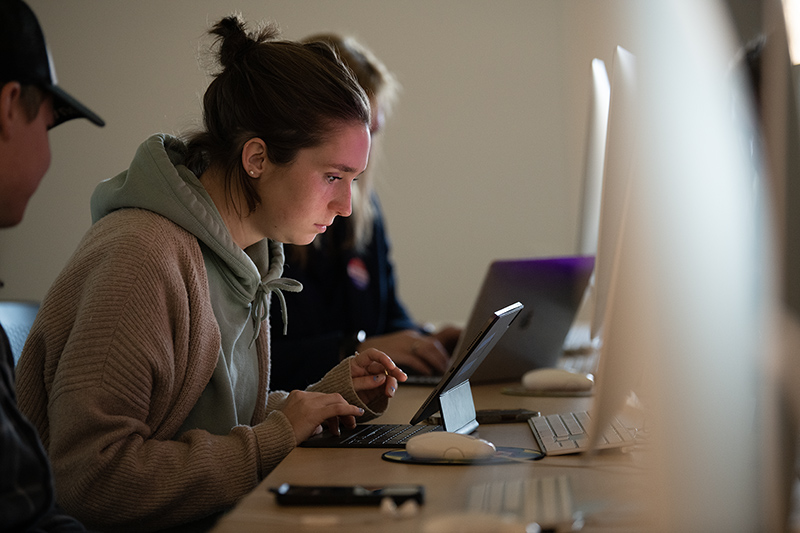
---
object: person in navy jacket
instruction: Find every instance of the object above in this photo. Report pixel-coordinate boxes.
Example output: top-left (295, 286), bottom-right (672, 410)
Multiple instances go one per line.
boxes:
top-left (270, 34), bottom-right (460, 392)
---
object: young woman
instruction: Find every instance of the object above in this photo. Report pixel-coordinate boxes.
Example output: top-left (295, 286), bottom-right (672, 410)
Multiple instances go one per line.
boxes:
top-left (15, 15), bottom-right (405, 532)
top-left (270, 34), bottom-right (461, 392)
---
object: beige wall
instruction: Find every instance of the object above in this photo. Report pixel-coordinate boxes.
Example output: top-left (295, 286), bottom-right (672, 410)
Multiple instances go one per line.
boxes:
top-left (0, 0), bottom-right (636, 325)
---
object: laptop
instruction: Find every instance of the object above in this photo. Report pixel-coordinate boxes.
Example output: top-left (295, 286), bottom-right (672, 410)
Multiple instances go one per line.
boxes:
top-left (454, 256), bottom-right (594, 384)
top-left (299, 302), bottom-right (523, 448)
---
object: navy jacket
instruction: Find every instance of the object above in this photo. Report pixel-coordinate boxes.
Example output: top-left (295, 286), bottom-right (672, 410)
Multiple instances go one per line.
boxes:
top-left (269, 197), bottom-right (417, 391)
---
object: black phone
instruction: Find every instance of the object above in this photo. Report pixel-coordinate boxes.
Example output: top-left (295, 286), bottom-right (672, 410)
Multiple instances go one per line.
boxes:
top-left (475, 408), bottom-right (540, 424)
top-left (426, 408), bottom-right (540, 425)
top-left (270, 483), bottom-right (425, 506)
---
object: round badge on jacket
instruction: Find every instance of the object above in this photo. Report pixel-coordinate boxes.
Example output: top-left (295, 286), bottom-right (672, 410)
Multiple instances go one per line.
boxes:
top-left (347, 257), bottom-right (370, 290)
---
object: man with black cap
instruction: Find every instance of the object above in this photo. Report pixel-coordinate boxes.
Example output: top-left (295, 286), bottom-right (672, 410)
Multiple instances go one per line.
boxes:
top-left (0, 0), bottom-right (104, 530)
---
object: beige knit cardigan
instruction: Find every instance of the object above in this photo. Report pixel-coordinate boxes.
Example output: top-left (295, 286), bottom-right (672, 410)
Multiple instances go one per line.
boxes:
top-left (15, 208), bottom-right (386, 531)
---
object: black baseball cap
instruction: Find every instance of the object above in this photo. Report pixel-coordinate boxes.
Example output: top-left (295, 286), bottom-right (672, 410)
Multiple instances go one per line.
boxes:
top-left (0, 0), bottom-right (104, 128)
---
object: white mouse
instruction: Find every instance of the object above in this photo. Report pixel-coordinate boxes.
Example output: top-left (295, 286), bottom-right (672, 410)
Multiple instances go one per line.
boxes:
top-left (521, 368), bottom-right (594, 392)
top-left (406, 431), bottom-right (496, 461)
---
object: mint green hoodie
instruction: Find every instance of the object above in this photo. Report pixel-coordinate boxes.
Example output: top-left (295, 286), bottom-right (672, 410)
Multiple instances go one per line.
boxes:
top-left (90, 133), bottom-right (301, 436)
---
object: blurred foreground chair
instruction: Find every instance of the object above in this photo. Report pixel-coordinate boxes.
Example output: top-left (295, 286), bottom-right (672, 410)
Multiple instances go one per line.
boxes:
top-left (0, 300), bottom-right (40, 366)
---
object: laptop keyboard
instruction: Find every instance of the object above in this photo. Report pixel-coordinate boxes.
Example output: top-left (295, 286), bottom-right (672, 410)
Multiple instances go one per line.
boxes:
top-left (468, 475), bottom-right (578, 530)
top-left (299, 423), bottom-right (444, 448)
top-left (347, 423), bottom-right (443, 446)
top-left (527, 411), bottom-right (636, 455)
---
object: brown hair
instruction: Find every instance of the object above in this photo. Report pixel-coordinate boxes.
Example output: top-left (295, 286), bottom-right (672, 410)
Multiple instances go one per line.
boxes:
top-left (19, 84), bottom-right (46, 122)
top-left (184, 16), bottom-right (371, 215)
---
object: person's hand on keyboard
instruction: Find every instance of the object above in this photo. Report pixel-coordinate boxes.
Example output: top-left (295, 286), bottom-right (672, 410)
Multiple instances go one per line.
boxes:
top-left (280, 390), bottom-right (366, 445)
top-left (356, 330), bottom-right (451, 376)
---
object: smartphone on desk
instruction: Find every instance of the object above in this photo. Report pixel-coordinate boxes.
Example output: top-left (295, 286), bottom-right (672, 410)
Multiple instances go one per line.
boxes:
top-left (270, 483), bottom-right (425, 506)
top-left (426, 408), bottom-right (539, 425)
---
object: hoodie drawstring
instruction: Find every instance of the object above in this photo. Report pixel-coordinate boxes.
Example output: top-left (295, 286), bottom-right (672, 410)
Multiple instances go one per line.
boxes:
top-left (250, 277), bottom-right (303, 347)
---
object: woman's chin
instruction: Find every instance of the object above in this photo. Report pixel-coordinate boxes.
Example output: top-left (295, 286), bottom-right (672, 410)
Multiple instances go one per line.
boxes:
top-left (291, 235), bottom-right (318, 246)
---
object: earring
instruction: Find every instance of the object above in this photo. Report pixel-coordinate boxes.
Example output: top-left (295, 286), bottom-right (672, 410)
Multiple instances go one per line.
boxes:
top-left (249, 170), bottom-right (256, 176)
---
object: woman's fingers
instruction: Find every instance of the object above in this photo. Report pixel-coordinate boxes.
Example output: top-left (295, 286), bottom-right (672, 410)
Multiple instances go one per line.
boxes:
top-left (353, 348), bottom-right (407, 381)
top-left (351, 372), bottom-right (399, 397)
top-left (280, 390), bottom-right (365, 443)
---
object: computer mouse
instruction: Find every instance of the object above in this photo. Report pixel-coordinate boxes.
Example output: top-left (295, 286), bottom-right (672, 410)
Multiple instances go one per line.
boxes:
top-left (406, 431), bottom-right (496, 461)
top-left (521, 368), bottom-right (594, 392)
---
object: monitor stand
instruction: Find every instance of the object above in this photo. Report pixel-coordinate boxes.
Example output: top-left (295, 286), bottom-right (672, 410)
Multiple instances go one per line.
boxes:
top-left (438, 380), bottom-right (479, 434)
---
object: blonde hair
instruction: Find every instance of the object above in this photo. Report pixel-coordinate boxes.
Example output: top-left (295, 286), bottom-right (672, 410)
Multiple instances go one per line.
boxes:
top-left (301, 33), bottom-right (400, 252)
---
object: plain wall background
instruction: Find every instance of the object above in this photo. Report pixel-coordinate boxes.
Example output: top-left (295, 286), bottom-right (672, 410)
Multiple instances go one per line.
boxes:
top-left (0, 1), bottom-right (638, 325)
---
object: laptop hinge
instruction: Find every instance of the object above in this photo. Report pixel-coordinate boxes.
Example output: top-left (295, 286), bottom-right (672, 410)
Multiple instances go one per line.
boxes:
top-left (439, 380), bottom-right (479, 434)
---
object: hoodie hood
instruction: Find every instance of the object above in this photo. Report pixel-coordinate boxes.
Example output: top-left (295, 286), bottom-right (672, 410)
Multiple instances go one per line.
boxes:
top-left (91, 134), bottom-right (301, 338)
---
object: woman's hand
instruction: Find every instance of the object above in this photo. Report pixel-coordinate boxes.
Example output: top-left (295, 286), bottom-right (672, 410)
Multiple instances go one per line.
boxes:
top-left (349, 348), bottom-right (408, 405)
top-left (279, 390), bottom-right (365, 445)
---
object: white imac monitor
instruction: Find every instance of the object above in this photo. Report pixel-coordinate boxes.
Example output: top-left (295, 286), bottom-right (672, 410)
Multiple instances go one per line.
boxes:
top-left (589, 46), bottom-right (637, 342)
top-left (587, 0), bottom-right (775, 530)
top-left (582, 44), bottom-right (639, 454)
top-left (563, 58), bottom-right (611, 353)
top-left (577, 58), bottom-right (611, 256)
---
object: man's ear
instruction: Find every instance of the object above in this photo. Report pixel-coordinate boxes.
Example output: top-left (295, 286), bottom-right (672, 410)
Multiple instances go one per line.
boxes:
top-left (242, 137), bottom-right (267, 178)
top-left (0, 82), bottom-right (22, 140)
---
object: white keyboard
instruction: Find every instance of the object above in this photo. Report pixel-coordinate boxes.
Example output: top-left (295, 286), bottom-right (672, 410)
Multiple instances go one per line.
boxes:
top-left (528, 411), bottom-right (636, 455)
top-left (557, 352), bottom-right (599, 375)
top-left (562, 321), bottom-right (594, 353)
top-left (468, 475), bottom-right (578, 530)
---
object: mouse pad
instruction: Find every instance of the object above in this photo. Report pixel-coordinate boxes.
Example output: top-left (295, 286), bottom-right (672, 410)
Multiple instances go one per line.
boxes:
top-left (381, 446), bottom-right (543, 465)
top-left (502, 386), bottom-right (594, 397)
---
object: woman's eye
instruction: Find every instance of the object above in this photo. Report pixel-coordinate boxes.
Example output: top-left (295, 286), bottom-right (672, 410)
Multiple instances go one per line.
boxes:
top-left (327, 175), bottom-right (341, 183)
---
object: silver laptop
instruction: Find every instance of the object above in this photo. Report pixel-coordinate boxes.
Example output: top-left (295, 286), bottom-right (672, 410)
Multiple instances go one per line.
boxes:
top-left (299, 302), bottom-right (523, 448)
top-left (455, 256), bottom-right (594, 384)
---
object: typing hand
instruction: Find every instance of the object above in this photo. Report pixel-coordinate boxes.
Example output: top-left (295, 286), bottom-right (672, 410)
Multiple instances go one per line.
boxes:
top-left (356, 330), bottom-right (451, 376)
top-left (429, 325), bottom-right (462, 356)
top-left (279, 390), bottom-right (364, 445)
top-left (349, 348), bottom-right (407, 404)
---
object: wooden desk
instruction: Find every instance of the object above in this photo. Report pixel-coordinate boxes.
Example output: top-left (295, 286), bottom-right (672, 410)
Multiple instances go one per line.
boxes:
top-left (211, 382), bottom-right (646, 532)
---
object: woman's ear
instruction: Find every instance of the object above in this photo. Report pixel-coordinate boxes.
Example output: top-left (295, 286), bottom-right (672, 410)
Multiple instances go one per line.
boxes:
top-left (242, 137), bottom-right (267, 177)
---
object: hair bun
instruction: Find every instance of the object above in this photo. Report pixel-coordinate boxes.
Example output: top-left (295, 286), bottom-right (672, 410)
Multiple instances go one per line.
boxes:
top-left (210, 14), bottom-right (279, 69)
